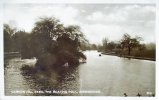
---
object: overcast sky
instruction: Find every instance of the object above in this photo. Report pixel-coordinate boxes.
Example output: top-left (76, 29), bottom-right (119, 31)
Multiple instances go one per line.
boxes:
top-left (3, 4), bottom-right (156, 44)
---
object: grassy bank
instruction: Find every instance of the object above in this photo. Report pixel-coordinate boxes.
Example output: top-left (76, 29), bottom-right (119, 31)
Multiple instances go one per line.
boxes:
top-left (101, 49), bottom-right (156, 61)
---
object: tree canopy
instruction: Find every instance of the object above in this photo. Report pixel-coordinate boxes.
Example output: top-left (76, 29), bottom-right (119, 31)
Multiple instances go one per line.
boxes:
top-left (30, 18), bottom-right (86, 70)
top-left (120, 33), bottom-right (142, 55)
top-left (4, 17), bottom-right (87, 71)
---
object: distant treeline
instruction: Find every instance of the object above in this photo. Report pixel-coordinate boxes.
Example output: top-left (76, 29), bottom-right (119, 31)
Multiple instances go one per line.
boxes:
top-left (82, 34), bottom-right (155, 60)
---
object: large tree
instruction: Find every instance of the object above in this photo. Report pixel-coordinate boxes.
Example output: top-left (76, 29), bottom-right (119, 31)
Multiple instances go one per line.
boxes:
top-left (120, 33), bottom-right (141, 56)
top-left (25, 17), bottom-right (87, 70)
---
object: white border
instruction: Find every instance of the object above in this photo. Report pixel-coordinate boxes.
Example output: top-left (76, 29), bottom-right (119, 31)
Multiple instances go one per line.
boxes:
top-left (0, 0), bottom-right (158, 100)
top-left (0, 0), bottom-right (156, 4)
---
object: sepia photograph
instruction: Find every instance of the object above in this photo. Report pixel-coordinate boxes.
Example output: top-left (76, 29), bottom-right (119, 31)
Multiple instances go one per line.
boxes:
top-left (1, 1), bottom-right (157, 99)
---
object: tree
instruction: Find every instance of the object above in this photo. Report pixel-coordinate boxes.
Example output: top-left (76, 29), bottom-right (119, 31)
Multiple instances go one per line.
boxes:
top-left (27, 17), bottom-right (87, 70)
top-left (138, 44), bottom-right (146, 51)
top-left (91, 44), bottom-right (97, 50)
top-left (120, 33), bottom-right (141, 56)
top-left (12, 31), bottom-right (31, 58)
top-left (107, 41), bottom-right (116, 51)
top-left (3, 24), bottom-right (16, 52)
top-left (102, 38), bottom-right (109, 51)
top-left (102, 38), bottom-right (117, 52)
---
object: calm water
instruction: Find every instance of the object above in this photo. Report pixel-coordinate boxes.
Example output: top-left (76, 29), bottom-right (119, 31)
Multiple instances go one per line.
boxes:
top-left (4, 51), bottom-right (155, 96)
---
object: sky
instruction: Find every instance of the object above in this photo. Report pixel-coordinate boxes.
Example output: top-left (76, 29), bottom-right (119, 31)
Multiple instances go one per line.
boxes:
top-left (3, 4), bottom-right (156, 44)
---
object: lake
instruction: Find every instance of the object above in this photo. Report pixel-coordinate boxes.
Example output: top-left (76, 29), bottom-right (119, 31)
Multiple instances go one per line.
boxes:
top-left (4, 50), bottom-right (155, 96)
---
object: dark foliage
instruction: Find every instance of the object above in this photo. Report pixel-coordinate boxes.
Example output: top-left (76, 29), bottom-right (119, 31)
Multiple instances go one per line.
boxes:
top-left (98, 33), bottom-right (155, 60)
top-left (4, 17), bottom-right (87, 72)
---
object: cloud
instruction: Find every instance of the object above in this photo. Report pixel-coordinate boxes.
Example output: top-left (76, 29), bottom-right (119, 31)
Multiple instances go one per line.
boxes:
top-left (84, 4), bottom-right (155, 43)
top-left (81, 24), bottom-right (123, 44)
top-left (86, 5), bottom-right (155, 24)
top-left (3, 4), bottom-right (79, 31)
top-left (30, 5), bottom-right (79, 25)
top-left (87, 11), bottom-right (104, 21)
top-left (3, 4), bottom-right (156, 44)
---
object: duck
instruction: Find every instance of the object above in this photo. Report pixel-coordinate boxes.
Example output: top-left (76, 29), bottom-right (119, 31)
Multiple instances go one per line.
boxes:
top-left (137, 93), bottom-right (141, 97)
top-left (124, 93), bottom-right (127, 97)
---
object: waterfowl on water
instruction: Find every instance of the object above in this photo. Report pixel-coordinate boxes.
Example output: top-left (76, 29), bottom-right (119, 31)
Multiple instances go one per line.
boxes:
top-left (124, 93), bottom-right (127, 97)
top-left (137, 93), bottom-right (141, 97)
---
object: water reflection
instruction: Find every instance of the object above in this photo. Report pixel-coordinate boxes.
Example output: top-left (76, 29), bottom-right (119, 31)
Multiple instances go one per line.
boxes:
top-left (22, 65), bottom-right (80, 96)
top-left (4, 51), bottom-right (155, 96)
top-left (5, 58), bottom-right (80, 96)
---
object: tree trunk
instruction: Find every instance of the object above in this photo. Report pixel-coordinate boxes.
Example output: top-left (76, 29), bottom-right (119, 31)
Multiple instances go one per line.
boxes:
top-left (128, 47), bottom-right (131, 56)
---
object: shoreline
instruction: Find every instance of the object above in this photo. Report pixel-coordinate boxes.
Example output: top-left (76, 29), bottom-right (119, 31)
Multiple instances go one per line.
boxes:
top-left (4, 52), bottom-right (21, 58)
top-left (101, 52), bottom-right (156, 61)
